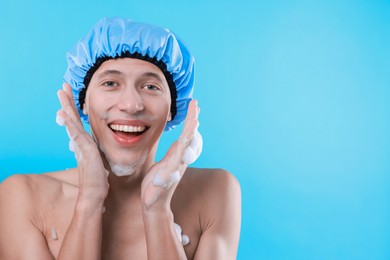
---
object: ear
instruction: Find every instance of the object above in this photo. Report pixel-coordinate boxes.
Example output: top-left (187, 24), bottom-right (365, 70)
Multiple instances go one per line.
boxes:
top-left (167, 112), bottom-right (172, 122)
top-left (82, 103), bottom-right (88, 116)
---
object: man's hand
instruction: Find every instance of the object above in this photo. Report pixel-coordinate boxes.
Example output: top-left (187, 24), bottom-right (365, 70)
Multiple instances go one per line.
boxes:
top-left (140, 100), bottom-right (202, 210)
top-left (57, 83), bottom-right (109, 209)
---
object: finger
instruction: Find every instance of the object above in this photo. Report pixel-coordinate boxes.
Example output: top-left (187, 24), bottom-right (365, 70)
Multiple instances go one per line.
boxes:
top-left (57, 89), bottom-right (84, 132)
top-left (62, 83), bottom-right (80, 114)
top-left (180, 100), bottom-right (200, 143)
top-left (58, 86), bottom-right (80, 121)
top-left (182, 128), bottom-right (203, 165)
top-left (174, 100), bottom-right (200, 163)
top-left (57, 109), bottom-right (92, 152)
top-left (152, 168), bottom-right (181, 190)
top-left (157, 100), bottom-right (199, 164)
top-left (150, 100), bottom-right (200, 189)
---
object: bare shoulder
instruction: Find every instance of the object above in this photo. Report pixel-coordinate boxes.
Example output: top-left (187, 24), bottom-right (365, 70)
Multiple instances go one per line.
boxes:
top-left (0, 169), bottom-right (79, 219)
top-left (0, 169), bottom-right (78, 200)
top-left (175, 168), bottom-right (241, 259)
top-left (175, 167), bottom-right (241, 217)
top-left (181, 167), bottom-right (241, 199)
top-left (0, 173), bottom-right (47, 204)
top-left (0, 170), bottom-right (79, 257)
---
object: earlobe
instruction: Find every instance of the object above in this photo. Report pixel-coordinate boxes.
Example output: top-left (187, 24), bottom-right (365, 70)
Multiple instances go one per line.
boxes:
top-left (167, 112), bottom-right (172, 122)
top-left (82, 105), bottom-right (88, 116)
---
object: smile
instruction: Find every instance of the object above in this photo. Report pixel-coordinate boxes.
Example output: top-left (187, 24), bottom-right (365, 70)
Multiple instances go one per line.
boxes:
top-left (108, 122), bottom-right (149, 145)
top-left (109, 124), bottom-right (146, 133)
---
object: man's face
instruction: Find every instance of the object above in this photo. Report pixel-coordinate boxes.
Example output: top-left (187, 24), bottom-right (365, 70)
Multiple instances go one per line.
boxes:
top-left (83, 58), bottom-right (172, 176)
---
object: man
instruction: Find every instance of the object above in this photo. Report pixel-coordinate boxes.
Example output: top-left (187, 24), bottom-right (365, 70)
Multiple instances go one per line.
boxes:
top-left (0, 17), bottom-right (241, 259)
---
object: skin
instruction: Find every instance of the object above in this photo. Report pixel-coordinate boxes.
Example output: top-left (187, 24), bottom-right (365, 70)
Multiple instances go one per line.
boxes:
top-left (0, 58), bottom-right (241, 260)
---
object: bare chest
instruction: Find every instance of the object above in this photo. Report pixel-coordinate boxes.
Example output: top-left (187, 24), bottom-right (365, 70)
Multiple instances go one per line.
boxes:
top-left (100, 206), bottom-right (201, 259)
top-left (43, 202), bottom-right (200, 259)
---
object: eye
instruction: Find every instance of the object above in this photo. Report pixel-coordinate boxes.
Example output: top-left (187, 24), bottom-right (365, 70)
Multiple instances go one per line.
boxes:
top-left (102, 81), bottom-right (118, 87)
top-left (142, 84), bottom-right (161, 91)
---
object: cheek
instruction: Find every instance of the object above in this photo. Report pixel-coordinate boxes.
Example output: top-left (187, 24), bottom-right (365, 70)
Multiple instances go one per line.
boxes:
top-left (84, 97), bottom-right (109, 135)
top-left (147, 95), bottom-right (171, 116)
top-left (85, 91), bottom-right (110, 116)
top-left (160, 99), bottom-right (172, 122)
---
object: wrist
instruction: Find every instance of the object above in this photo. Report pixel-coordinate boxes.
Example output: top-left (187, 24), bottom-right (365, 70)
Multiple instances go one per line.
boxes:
top-left (142, 204), bottom-right (173, 221)
top-left (75, 195), bottom-right (105, 216)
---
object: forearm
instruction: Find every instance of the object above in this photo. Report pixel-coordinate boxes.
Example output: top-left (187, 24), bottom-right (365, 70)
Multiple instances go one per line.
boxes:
top-left (57, 199), bottom-right (104, 260)
top-left (143, 208), bottom-right (187, 260)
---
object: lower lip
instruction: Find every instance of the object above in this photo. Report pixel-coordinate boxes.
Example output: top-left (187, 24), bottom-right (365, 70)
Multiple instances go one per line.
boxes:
top-left (110, 129), bottom-right (146, 146)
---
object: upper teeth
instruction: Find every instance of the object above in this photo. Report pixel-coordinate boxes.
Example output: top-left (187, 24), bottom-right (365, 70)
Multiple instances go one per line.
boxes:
top-left (110, 124), bottom-right (146, 133)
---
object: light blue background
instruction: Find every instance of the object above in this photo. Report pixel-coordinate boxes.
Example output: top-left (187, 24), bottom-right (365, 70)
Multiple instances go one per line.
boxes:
top-left (0, 0), bottom-right (389, 259)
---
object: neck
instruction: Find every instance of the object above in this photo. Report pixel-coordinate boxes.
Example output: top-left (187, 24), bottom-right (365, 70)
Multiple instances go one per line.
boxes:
top-left (104, 153), bottom-right (155, 200)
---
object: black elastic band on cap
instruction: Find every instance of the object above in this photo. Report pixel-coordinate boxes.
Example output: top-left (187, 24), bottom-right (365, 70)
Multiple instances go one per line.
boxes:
top-left (80, 51), bottom-right (177, 120)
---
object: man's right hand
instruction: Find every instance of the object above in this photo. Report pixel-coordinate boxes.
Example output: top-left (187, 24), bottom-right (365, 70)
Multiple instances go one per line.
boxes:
top-left (57, 83), bottom-right (109, 210)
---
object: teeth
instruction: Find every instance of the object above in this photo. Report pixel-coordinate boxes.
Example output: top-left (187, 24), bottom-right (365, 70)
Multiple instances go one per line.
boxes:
top-left (110, 124), bottom-right (146, 133)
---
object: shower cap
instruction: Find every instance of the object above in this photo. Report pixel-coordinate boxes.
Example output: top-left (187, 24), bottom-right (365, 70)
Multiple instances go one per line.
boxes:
top-left (64, 17), bottom-right (195, 131)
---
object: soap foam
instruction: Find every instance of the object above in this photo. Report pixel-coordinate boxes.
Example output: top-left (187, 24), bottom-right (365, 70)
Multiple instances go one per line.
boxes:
top-left (109, 163), bottom-right (137, 177)
top-left (152, 169), bottom-right (181, 190)
top-left (174, 223), bottom-right (190, 246)
top-left (51, 227), bottom-right (58, 240)
top-left (56, 113), bottom-right (65, 126)
top-left (182, 128), bottom-right (203, 165)
top-left (181, 234), bottom-right (190, 246)
top-left (100, 143), bottom-right (148, 177)
top-left (56, 114), bottom-right (80, 155)
top-left (69, 140), bottom-right (76, 152)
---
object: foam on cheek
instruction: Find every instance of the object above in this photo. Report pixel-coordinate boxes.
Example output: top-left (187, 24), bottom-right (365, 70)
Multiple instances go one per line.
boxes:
top-left (173, 223), bottom-right (190, 246)
top-left (183, 128), bottom-right (203, 165)
top-left (152, 169), bottom-right (181, 190)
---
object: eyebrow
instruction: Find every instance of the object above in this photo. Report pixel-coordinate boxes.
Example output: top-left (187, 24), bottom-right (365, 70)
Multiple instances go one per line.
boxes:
top-left (95, 70), bottom-right (165, 83)
top-left (95, 69), bottom-right (123, 79)
top-left (141, 72), bottom-right (165, 83)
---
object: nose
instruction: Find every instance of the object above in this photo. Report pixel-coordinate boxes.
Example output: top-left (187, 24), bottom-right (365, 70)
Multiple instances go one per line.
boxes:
top-left (117, 87), bottom-right (144, 114)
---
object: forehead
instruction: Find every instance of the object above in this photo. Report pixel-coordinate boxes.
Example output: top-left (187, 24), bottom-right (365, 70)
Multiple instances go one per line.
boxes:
top-left (93, 57), bottom-right (167, 82)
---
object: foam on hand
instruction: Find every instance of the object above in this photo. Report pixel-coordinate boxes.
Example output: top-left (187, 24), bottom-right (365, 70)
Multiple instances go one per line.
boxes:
top-left (174, 223), bottom-right (190, 246)
top-left (152, 169), bottom-right (181, 190)
top-left (68, 140), bottom-right (76, 152)
top-left (56, 112), bottom-right (78, 153)
top-left (182, 128), bottom-right (203, 165)
top-left (56, 113), bottom-right (65, 126)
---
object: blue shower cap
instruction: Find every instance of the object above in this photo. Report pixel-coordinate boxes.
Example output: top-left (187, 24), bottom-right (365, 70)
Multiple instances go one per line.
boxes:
top-left (64, 17), bottom-right (195, 131)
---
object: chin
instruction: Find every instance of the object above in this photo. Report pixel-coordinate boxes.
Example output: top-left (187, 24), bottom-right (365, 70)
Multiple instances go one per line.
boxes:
top-left (109, 163), bottom-right (137, 177)
top-left (105, 149), bottom-right (149, 177)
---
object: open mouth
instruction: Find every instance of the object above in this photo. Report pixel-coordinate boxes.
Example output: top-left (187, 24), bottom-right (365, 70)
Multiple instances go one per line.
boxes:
top-left (109, 124), bottom-right (149, 139)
